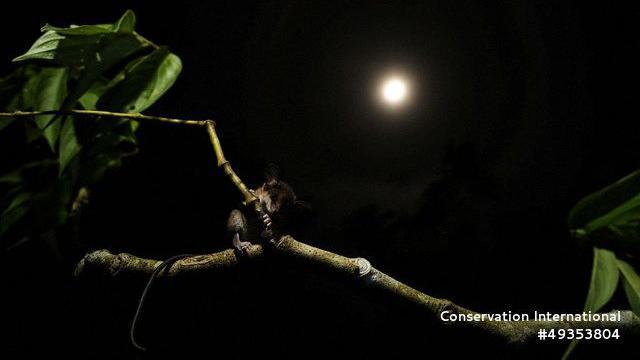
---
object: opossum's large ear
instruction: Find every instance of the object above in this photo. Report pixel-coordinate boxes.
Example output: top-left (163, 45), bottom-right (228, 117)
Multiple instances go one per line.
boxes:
top-left (264, 162), bottom-right (281, 185)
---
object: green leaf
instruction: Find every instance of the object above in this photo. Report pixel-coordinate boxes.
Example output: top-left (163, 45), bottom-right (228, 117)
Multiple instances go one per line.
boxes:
top-left (8, 66), bottom-right (39, 109)
top-left (617, 259), bottom-right (640, 316)
top-left (31, 179), bottom-right (71, 230)
top-left (0, 192), bottom-right (32, 237)
top-left (16, 71), bottom-right (39, 110)
top-left (58, 117), bottom-right (80, 176)
top-left (561, 341), bottom-right (578, 360)
top-left (60, 33), bottom-right (145, 110)
top-left (14, 10), bottom-right (140, 64)
top-left (40, 24), bottom-right (112, 36)
top-left (569, 170), bottom-right (640, 229)
top-left (0, 159), bottom-right (70, 248)
top-left (0, 66), bottom-right (39, 132)
top-left (0, 160), bottom-right (57, 186)
top-left (97, 47), bottom-right (182, 112)
top-left (0, 179), bottom-right (71, 249)
top-left (563, 248), bottom-right (619, 359)
top-left (0, 70), bottom-right (22, 90)
top-left (13, 11), bottom-right (147, 110)
top-left (0, 172), bottom-right (21, 185)
top-left (77, 151), bottom-right (123, 185)
top-left (0, 117), bottom-right (13, 132)
top-left (13, 31), bottom-right (109, 64)
top-left (569, 170), bottom-right (640, 252)
top-left (584, 248), bottom-right (619, 312)
top-left (41, 10), bottom-right (137, 35)
top-left (580, 196), bottom-right (640, 251)
top-left (77, 78), bottom-right (108, 110)
top-left (113, 10), bottom-right (136, 33)
top-left (32, 67), bottom-right (68, 150)
top-left (0, 66), bottom-right (31, 106)
top-left (75, 123), bottom-right (138, 185)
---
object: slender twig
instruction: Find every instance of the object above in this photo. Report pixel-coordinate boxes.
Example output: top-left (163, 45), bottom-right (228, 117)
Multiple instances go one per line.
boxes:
top-left (0, 110), bottom-right (209, 127)
top-left (204, 120), bottom-right (258, 206)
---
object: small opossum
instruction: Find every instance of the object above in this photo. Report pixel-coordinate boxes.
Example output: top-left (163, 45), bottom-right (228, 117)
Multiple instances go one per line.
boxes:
top-left (227, 163), bottom-right (310, 253)
top-left (131, 164), bottom-right (310, 350)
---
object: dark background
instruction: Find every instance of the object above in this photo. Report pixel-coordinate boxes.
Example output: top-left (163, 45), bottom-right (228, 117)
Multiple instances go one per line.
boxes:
top-left (2, 1), bottom-right (640, 358)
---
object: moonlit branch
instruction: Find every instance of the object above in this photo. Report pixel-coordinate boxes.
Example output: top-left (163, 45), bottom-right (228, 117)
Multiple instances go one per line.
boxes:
top-left (76, 236), bottom-right (640, 345)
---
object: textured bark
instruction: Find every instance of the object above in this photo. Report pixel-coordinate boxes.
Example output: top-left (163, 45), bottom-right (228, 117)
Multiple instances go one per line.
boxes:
top-left (75, 245), bottom-right (263, 278)
top-left (205, 120), bottom-right (257, 206)
top-left (76, 235), bottom-right (640, 344)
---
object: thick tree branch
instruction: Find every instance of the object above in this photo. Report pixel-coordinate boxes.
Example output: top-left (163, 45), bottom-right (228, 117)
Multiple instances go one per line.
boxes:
top-left (76, 236), bottom-right (640, 345)
top-left (75, 245), bottom-right (263, 278)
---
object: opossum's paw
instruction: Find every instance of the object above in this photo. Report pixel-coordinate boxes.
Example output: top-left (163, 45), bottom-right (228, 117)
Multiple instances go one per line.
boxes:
top-left (232, 233), bottom-right (252, 255)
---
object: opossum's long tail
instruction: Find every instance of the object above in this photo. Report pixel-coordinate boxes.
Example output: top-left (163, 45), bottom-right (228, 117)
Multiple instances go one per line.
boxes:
top-left (130, 254), bottom-right (194, 351)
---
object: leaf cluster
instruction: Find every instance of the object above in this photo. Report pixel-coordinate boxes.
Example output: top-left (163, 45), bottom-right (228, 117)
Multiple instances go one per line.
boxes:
top-left (563, 171), bottom-right (640, 358)
top-left (0, 10), bottom-right (182, 250)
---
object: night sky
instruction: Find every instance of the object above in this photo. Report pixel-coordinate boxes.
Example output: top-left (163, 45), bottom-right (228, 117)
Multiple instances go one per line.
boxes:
top-left (2, 1), bottom-right (640, 358)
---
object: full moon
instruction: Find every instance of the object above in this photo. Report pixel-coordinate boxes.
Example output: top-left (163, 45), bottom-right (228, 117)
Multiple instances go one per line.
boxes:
top-left (381, 77), bottom-right (408, 105)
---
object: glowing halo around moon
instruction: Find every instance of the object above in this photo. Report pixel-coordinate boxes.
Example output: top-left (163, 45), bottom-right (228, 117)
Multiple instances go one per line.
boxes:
top-left (379, 76), bottom-right (410, 107)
